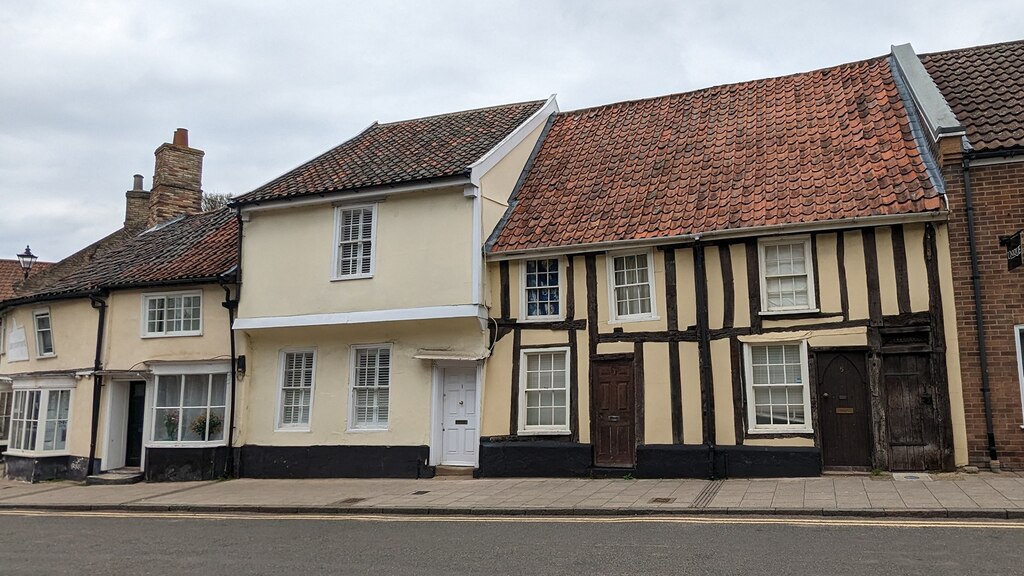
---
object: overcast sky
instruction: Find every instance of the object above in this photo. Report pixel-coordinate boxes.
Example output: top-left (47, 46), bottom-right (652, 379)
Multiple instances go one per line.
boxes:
top-left (1, 1), bottom-right (1020, 261)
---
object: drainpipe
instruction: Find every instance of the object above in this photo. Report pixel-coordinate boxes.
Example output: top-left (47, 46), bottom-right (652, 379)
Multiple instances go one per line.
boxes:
top-left (961, 154), bottom-right (999, 464)
top-left (86, 293), bottom-right (108, 477)
top-left (219, 275), bottom-right (239, 477)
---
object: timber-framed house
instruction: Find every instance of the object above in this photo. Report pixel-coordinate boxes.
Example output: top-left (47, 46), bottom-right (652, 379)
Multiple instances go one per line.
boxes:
top-left (479, 51), bottom-right (967, 477)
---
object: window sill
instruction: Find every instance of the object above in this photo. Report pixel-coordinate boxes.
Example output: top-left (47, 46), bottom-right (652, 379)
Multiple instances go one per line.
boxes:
top-left (607, 314), bottom-right (661, 325)
top-left (746, 427), bottom-right (813, 435)
top-left (758, 308), bottom-right (820, 317)
top-left (141, 332), bottom-right (203, 339)
top-left (519, 316), bottom-right (566, 323)
top-left (346, 426), bottom-right (389, 433)
top-left (274, 427), bottom-right (311, 433)
top-left (331, 274), bottom-right (374, 282)
top-left (36, 353), bottom-right (58, 360)
top-left (2, 449), bottom-right (69, 458)
top-left (517, 429), bottom-right (571, 436)
top-left (145, 441), bottom-right (227, 449)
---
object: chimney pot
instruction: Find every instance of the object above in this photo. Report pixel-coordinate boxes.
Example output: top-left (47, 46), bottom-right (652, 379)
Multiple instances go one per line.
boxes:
top-left (133, 174), bottom-right (144, 190)
top-left (173, 128), bottom-right (189, 148)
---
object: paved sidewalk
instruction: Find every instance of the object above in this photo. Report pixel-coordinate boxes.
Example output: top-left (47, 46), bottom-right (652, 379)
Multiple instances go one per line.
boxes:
top-left (1, 472), bottom-right (1023, 519)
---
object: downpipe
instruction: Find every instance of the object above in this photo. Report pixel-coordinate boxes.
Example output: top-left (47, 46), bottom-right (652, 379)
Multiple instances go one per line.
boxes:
top-left (86, 292), bottom-right (108, 477)
top-left (962, 155), bottom-right (999, 463)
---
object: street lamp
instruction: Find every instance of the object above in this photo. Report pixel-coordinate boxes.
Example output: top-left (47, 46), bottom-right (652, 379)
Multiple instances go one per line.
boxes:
top-left (16, 245), bottom-right (37, 279)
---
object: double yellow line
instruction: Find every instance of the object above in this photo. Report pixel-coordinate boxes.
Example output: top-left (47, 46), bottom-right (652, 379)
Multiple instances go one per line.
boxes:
top-left (1, 509), bottom-right (1021, 530)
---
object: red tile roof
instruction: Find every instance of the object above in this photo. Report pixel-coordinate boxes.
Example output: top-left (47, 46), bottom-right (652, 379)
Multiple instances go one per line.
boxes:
top-left (0, 260), bottom-right (52, 300)
top-left (489, 57), bottom-right (942, 253)
top-left (921, 39), bottom-right (1024, 152)
top-left (6, 208), bottom-right (237, 303)
top-left (237, 100), bottom-right (547, 204)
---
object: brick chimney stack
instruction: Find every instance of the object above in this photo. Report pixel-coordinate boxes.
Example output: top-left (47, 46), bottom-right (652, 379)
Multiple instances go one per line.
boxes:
top-left (148, 128), bottom-right (204, 227)
top-left (124, 174), bottom-right (150, 233)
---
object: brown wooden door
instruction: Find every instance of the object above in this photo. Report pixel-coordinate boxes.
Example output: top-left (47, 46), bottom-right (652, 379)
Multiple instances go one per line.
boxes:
top-left (815, 351), bottom-right (872, 469)
top-left (592, 360), bottom-right (636, 468)
top-left (883, 353), bottom-right (946, 471)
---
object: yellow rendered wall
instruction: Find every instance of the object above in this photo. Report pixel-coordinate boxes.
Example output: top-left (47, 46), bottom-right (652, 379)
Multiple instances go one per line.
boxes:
top-left (710, 338), bottom-right (736, 445)
top-left (935, 223), bottom-right (968, 466)
top-left (680, 341), bottom-right (703, 444)
top-left (875, 227), bottom-right (900, 317)
top-left (705, 246), bottom-right (724, 330)
top-left (238, 187), bottom-right (474, 319)
top-left (239, 318), bottom-right (484, 447)
top-left (103, 285), bottom-right (235, 370)
top-left (730, 244), bottom-right (750, 328)
top-left (816, 233), bottom-right (842, 315)
top-left (643, 342), bottom-right (672, 444)
top-left (482, 330), bottom-right (514, 436)
top-left (905, 224), bottom-right (930, 312)
top-left (844, 230), bottom-right (870, 320)
top-left (480, 122), bottom-right (547, 239)
top-left (1, 299), bottom-right (95, 373)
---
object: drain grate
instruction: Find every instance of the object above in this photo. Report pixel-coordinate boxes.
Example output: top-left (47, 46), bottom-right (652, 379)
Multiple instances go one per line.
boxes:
top-left (649, 497), bottom-right (676, 504)
top-left (412, 490), bottom-right (431, 495)
top-left (692, 479), bottom-right (724, 508)
top-left (338, 497), bottom-right (366, 505)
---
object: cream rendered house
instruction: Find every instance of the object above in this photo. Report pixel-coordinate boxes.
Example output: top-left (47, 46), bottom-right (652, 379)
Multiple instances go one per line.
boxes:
top-left (0, 130), bottom-right (241, 482)
top-left (231, 98), bottom-right (557, 477)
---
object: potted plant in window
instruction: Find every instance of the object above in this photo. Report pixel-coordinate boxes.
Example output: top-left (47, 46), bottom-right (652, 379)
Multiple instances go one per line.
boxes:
top-left (163, 411), bottom-right (179, 440)
top-left (189, 412), bottom-right (223, 440)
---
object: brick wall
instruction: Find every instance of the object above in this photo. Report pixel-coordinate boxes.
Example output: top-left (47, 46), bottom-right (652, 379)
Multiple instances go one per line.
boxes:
top-left (944, 157), bottom-right (1024, 468)
top-left (148, 131), bottom-right (204, 227)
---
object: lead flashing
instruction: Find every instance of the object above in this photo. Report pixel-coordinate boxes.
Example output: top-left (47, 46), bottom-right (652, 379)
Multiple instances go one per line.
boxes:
top-left (890, 43), bottom-right (964, 143)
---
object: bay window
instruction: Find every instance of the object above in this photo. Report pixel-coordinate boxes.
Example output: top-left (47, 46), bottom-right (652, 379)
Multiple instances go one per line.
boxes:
top-left (153, 373), bottom-right (227, 444)
top-left (8, 388), bottom-right (71, 453)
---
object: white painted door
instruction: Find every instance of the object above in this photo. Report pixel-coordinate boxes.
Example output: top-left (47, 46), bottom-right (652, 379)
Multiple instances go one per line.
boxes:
top-left (102, 381), bottom-right (129, 471)
top-left (441, 367), bottom-right (478, 466)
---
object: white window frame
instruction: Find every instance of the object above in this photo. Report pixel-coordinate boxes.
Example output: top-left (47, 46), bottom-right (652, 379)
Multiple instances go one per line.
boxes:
top-left (149, 372), bottom-right (229, 447)
top-left (607, 249), bottom-right (659, 323)
top-left (332, 204), bottom-right (378, 280)
top-left (517, 347), bottom-right (571, 435)
top-left (744, 341), bottom-right (813, 434)
top-left (141, 290), bottom-right (204, 337)
top-left (0, 386), bottom-right (12, 445)
top-left (1014, 325), bottom-right (1024, 427)
top-left (1, 314), bottom-right (6, 355)
top-left (275, 348), bottom-right (317, 432)
top-left (6, 387), bottom-right (73, 455)
top-left (758, 236), bottom-right (817, 315)
top-left (348, 344), bottom-right (392, 431)
top-left (520, 257), bottom-right (564, 321)
top-left (33, 309), bottom-right (55, 358)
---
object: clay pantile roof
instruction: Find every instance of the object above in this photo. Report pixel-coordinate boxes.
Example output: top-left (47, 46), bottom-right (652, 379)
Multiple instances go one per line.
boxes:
top-left (236, 100), bottom-right (547, 204)
top-left (0, 260), bottom-right (52, 300)
top-left (921, 39), bottom-right (1024, 152)
top-left (7, 208), bottom-right (237, 303)
top-left (490, 57), bottom-right (943, 253)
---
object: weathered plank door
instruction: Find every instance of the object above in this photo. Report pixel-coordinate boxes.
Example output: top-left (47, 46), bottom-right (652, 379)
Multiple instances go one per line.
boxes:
top-left (815, 351), bottom-right (872, 469)
top-left (592, 360), bottom-right (636, 468)
top-left (883, 353), bottom-right (946, 471)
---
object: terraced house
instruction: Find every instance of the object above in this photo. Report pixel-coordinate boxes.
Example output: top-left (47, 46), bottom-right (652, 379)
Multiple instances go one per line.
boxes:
top-left (479, 47), bottom-right (970, 477)
top-left (230, 98), bottom-right (557, 477)
top-left (0, 130), bottom-right (240, 482)
top-left (911, 40), bottom-right (1024, 470)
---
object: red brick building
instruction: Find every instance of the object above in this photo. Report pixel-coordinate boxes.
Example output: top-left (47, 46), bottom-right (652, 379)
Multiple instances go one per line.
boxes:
top-left (904, 40), bottom-right (1024, 469)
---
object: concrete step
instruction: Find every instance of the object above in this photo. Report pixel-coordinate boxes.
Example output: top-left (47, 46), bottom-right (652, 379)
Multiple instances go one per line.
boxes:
top-left (434, 465), bottom-right (475, 478)
top-left (86, 467), bottom-right (143, 486)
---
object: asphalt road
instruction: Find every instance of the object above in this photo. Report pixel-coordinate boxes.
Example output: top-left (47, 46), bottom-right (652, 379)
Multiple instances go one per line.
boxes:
top-left (0, 511), bottom-right (1021, 575)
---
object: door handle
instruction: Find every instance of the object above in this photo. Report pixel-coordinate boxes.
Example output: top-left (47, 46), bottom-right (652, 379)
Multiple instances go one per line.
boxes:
top-left (822, 393), bottom-right (830, 399)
